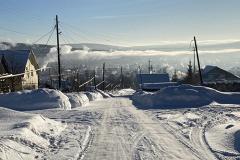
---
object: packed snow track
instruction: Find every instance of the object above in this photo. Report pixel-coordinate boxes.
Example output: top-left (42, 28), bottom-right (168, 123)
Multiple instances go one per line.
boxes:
top-left (79, 97), bottom-right (214, 160)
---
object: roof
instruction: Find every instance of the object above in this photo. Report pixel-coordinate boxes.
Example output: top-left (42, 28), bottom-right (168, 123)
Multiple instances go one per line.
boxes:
top-left (137, 73), bottom-right (170, 84)
top-left (0, 50), bottom-right (39, 74)
top-left (202, 65), bottom-right (240, 82)
top-left (202, 65), bottom-right (217, 75)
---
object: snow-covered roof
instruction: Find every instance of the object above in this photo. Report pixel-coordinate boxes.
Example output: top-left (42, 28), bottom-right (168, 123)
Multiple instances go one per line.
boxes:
top-left (202, 65), bottom-right (217, 75)
top-left (202, 65), bottom-right (240, 82)
top-left (0, 50), bottom-right (38, 74)
top-left (137, 73), bottom-right (170, 84)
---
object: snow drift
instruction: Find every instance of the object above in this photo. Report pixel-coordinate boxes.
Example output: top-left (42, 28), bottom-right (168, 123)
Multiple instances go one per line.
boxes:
top-left (206, 121), bottom-right (240, 156)
top-left (110, 88), bottom-right (136, 97)
top-left (0, 107), bottom-right (66, 160)
top-left (84, 90), bottom-right (103, 101)
top-left (0, 88), bottom-right (71, 111)
top-left (66, 90), bottom-right (110, 108)
top-left (66, 92), bottom-right (90, 108)
top-left (132, 85), bottom-right (240, 109)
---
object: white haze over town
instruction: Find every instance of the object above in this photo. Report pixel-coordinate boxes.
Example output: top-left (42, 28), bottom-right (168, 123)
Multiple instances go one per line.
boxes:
top-left (38, 39), bottom-right (240, 76)
top-left (0, 38), bottom-right (240, 75)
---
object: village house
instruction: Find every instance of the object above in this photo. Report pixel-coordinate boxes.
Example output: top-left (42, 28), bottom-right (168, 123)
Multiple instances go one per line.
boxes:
top-left (201, 65), bottom-right (240, 92)
top-left (0, 50), bottom-right (39, 92)
top-left (136, 73), bottom-right (178, 91)
top-left (202, 65), bottom-right (240, 83)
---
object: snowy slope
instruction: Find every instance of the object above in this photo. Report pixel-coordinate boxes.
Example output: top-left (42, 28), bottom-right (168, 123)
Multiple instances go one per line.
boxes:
top-left (0, 88), bottom-right (71, 111)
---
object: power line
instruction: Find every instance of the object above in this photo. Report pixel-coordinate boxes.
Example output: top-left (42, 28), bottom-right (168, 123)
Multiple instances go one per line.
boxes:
top-left (60, 21), bottom-right (128, 46)
top-left (59, 23), bottom-right (95, 43)
top-left (0, 26), bottom-right (32, 36)
top-left (32, 25), bottom-right (56, 44)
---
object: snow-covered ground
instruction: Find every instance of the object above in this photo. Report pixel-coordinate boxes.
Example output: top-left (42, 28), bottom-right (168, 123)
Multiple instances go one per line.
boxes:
top-left (1, 87), bottom-right (240, 159)
top-left (0, 107), bottom-right (66, 159)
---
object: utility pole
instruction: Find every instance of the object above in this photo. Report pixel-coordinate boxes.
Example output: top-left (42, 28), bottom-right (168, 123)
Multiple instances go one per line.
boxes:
top-left (193, 47), bottom-right (196, 73)
top-left (76, 70), bottom-right (80, 91)
top-left (148, 60), bottom-right (151, 74)
top-left (49, 68), bottom-right (53, 87)
top-left (102, 62), bottom-right (105, 90)
top-left (139, 66), bottom-right (143, 89)
top-left (193, 36), bottom-right (203, 85)
top-left (93, 69), bottom-right (96, 89)
top-left (120, 66), bottom-right (123, 89)
top-left (56, 15), bottom-right (61, 90)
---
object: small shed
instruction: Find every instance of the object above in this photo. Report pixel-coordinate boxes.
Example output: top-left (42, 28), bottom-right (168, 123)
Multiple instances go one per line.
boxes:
top-left (136, 73), bottom-right (177, 91)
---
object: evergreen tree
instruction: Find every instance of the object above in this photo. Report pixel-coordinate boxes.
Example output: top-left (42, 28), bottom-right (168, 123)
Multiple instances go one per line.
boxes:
top-left (172, 70), bottom-right (178, 82)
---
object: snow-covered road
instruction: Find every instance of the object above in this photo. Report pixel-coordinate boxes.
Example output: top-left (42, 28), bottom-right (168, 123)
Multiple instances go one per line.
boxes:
top-left (74, 97), bottom-right (212, 160)
top-left (16, 96), bottom-right (240, 160)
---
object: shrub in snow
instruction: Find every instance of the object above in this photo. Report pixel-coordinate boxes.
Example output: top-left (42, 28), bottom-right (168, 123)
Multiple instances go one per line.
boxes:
top-left (132, 84), bottom-right (240, 109)
top-left (66, 92), bottom-right (89, 108)
top-left (0, 88), bottom-right (71, 111)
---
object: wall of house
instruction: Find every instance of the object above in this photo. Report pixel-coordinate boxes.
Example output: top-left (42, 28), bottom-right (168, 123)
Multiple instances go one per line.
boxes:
top-left (22, 59), bottom-right (38, 90)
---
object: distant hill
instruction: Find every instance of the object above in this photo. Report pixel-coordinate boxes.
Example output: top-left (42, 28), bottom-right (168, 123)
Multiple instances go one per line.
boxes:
top-left (0, 42), bottom-right (125, 56)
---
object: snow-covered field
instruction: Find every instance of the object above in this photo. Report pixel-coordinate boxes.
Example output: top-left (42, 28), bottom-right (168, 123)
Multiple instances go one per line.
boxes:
top-left (1, 87), bottom-right (240, 159)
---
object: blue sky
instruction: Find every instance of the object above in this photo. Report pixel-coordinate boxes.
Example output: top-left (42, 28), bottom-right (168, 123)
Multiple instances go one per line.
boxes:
top-left (0, 0), bottom-right (240, 46)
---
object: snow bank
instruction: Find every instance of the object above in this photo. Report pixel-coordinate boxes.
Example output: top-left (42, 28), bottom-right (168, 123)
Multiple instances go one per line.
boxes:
top-left (110, 88), bottom-right (135, 96)
top-left (132, 84), bottom-right (240, 109)
top-left (66, 92), bottom-right (89, 108)
top-left (0, 88), bottom-right (71, 111)
top-left (66, 90), bottom-right (109, 108)
top-left (85, 91), bottom-right (103, 101)
top-left (206, 122), bottom-right (240, 156)
top-left (0, 107), bottom-right (66, 159)
top-left (96, 89), bottom-right (112, 98)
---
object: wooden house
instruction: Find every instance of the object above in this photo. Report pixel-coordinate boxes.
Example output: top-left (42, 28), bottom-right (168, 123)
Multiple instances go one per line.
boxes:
top-left (0, 50), bottom-right (39, 92)
top-left (202, 65), bottom-right (240, 83)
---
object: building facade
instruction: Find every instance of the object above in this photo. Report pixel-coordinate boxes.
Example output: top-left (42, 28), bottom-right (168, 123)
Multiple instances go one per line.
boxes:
top-left (0, 50), bottom-right (39, 92)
